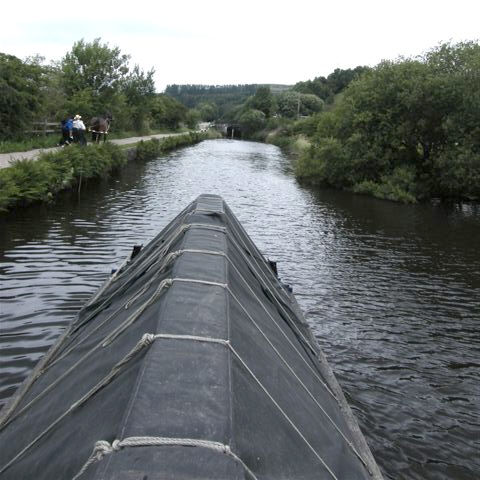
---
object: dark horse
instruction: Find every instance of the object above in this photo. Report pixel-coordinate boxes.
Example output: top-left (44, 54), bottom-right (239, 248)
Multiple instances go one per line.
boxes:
top-left (90, 114), bottom-right (112, 143)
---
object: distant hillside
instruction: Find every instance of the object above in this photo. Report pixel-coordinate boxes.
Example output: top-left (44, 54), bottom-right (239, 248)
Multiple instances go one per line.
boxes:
top-left (165, 84), bottom-right (292, 120)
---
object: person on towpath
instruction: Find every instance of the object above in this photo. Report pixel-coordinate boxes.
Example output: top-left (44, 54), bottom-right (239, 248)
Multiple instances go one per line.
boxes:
top-left (59, 117), bottom-right (73, 146)
top-left (72, 114), bottom-right (87, 146)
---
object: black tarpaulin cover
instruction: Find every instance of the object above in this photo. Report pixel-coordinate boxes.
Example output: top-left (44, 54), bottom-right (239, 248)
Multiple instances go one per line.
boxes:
top-left (0, 195), bottom-right (383, 479)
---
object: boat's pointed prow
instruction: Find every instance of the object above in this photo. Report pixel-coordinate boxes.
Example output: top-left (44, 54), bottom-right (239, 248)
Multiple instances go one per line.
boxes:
top-left (0, 194), bottom-right (383, 479)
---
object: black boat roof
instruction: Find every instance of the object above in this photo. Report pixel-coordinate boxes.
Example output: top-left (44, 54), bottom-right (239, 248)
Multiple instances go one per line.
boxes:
top-left (0, 194), bottom-right (383, 479)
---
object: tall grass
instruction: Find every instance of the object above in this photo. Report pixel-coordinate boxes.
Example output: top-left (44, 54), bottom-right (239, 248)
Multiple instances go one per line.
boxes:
top-left (0, 136), bottom-right (60, 153)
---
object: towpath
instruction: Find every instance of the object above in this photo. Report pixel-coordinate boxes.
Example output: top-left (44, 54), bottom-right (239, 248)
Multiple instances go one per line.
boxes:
top-left (0, 132), bottom-right (187, 170)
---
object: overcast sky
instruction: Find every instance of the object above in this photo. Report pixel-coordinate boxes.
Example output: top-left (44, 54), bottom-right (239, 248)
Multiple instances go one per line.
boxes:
top-left (1, 0), bottom-right (478, 92)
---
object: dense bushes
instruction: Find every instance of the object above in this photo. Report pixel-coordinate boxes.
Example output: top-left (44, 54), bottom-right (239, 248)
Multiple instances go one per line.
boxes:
top-left (135, 132), bottom-right (213, 161)
top-left (0, 143), bottom-right (127, 210)
top-left (295, 41), bottom-right (480, 203)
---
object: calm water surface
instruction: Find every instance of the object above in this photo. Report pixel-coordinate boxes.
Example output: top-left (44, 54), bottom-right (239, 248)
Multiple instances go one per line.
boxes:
top-left (0, 140), bottom-right (479, 479)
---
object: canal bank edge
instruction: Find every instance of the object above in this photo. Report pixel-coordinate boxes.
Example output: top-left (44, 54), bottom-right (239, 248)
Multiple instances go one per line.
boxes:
top-left (0, 131), bottom-right (220, 213)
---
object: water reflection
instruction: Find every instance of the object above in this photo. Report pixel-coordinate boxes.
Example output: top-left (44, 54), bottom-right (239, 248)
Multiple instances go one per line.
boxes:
top-left (0, 139), bottom-right (479, 479)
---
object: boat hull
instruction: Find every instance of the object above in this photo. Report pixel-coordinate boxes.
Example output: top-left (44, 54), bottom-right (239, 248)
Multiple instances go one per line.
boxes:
top-left (0, 194), bottom-right (382, 479)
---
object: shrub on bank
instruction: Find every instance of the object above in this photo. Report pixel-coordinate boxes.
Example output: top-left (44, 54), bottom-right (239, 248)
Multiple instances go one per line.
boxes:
top-left (353, 166), bottom-right (418, 203)
top-left (135, 131), bottom-right (216, 161)
top-left (0, 132), bottom-right (217, 212)
top-left (0, 143), bottom-right (127, 211)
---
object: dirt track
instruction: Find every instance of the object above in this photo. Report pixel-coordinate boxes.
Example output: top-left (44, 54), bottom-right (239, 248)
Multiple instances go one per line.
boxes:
top-left (0, 132), bottom-right (186, 170)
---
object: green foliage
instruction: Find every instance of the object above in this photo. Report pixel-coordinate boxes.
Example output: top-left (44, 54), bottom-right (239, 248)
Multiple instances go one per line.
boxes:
top-left (0, 136), bottom-right (59, 153)
top-left (0, 170), bottom-right (20, 211)
top-left (122, 65), bottom-right (156, 132)
top-left (135, 132), bottom-right (210, 161)
top-left (248, 86), bottom-right (275, 117)
top-left (165, 84), bottom-right (259, 120)
top-left (276, 91), bottom-right (301, 118)
top-left (0, 144), bottom-right (127, 211)
top-left (353, 166), bottom-right (418, 203)
top-left (135, 138), bottom-right (161, 161)
top-left (293, 66), bottom-right (370, 101)
top-left (197, 102), bottom-right (218, 121)
top-left (432, 145), bottom-right (480, 199)
top-left (299, 94), bottom-right (324, 115)
top-left (0, 53), bottom-right (45, 138)
top-left (61, 38), bottom-right (129, 97)
top-left (237, 109), bottom-right (266, 136)
top-left (296, 137), bottom-right (350, 186)
top-left (297, 41), bottom-right (480, 202)
top-left (185, 109), bottom-right (201, 129)
top-left (150, 95), bottom-right (187, 130)
top-left (0, 38), bottom-right (190, 144)
top-left (276, 91), bottom-right (323, 118)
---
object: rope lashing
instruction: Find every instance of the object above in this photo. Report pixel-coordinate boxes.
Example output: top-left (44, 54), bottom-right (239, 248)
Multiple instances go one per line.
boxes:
top-left (0, 280), bottom-right (173, 431)
top-left (0, 331), bottom-right (359, 479)
top-left (113, 223), bottom-right (227, 283)
top-left (101, 279), bottom-right (173, 347)
top-left (72, 436), bottom-right (256, 480)
top-left (0, 333), bottom-right (155, 476)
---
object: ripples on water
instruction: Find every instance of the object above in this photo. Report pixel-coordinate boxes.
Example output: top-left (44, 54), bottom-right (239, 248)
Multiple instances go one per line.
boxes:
top-left (0, 139), bottom-right (479, 479)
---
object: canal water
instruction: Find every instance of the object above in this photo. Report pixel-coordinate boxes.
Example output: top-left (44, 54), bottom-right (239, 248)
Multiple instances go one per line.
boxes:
top-left (0, 139), bottom-right (478, 479)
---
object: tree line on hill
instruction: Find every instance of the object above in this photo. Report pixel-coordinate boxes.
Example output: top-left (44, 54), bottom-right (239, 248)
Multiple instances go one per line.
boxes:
top-left (0, 38), bottom-right (191, 141)
top-left (164, 84), bottom-right (293, 123)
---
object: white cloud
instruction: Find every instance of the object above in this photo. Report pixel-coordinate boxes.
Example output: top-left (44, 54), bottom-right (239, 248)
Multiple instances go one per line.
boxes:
top-left (1, 0), bottom-right (478, 91)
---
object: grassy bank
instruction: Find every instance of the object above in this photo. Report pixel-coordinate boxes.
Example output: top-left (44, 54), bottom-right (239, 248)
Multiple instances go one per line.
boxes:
top-left (0, 131), bottom-right (215, 212)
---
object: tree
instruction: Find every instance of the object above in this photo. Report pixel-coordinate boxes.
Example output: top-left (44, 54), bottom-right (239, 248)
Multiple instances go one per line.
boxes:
top-left (249, 86), bottom-right (275, 117)
top-left (293, 66), bottom-right (370, 101)
top-left (122, 65), bottom-right (156, 131)
top-left (0, 53), bottom-right (45, 138)
top-left (185, 109), bottom-right (201, 129)
top-left (237, 109), bottom-right (266, 136)
top-left (60, 38), bottom-right (130, 121)
top-left (151, 95), bottom-right (187, 130)
top-left (297, 41), bottom-right (480, 201)
top-left (61, 38), bottom-right (129, 97)
top-left (197, 101), bottom-right (218, 121)
top-left (299, 94), bottom-right (323, 115)
top-left (277, 91), bottom-right (301, 118)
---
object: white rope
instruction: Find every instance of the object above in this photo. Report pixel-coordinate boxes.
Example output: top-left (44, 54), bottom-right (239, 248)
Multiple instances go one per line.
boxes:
top-left (227, 287), bottom-right (367, 468)
top-left (225, 264), bottom-right (336, 396)
top-left (72, 436), bottom-right (257, 480)
top-left (170, 250), bottom-right (337, 400)
top-left (115, 223), bottom-right (226, 283)
top-left (101, 279), bottom-right (172, 347)
top-left (1, 277), bottom-right (227, 431)
top-left (47, 252), bottom-right (181, 371)
top-left (0, 331), bottom-right (346, 479)
top-left (71, 333), bottom-right (156, 410)
top-left (0, 217), bottom-right (367, 477)
top-left (155, 269), bottom-right (365, 468)
top-left (172, 277), bottom-right (227, 289)
top-left (153, 333), bottom-right (230, 347)
top-left (0, 333), bottom-right (155, 476)
top-left (0, 279), bottom-right (173, 431)
top-left (227, 232), bottom-right (319, 355)
top-left (227, 343), bottom-right (339, 480)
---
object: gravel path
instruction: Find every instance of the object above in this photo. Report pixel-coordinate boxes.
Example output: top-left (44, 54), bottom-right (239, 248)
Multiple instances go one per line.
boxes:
top-left (0, 132), bottom-right (186, 170)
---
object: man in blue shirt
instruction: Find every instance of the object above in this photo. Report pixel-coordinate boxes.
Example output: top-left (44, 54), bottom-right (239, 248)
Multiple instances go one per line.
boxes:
top-left (59, 117), bottom-right (73, 146)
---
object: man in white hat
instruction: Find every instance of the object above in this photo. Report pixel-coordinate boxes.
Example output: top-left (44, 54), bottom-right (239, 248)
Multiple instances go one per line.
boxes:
top-left (72, 114), bottom-right (87, 145)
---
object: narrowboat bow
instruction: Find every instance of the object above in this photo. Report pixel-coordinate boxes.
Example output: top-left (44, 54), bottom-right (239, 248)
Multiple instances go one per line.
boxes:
top-left (0, 194), bottom-right (383, 479)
